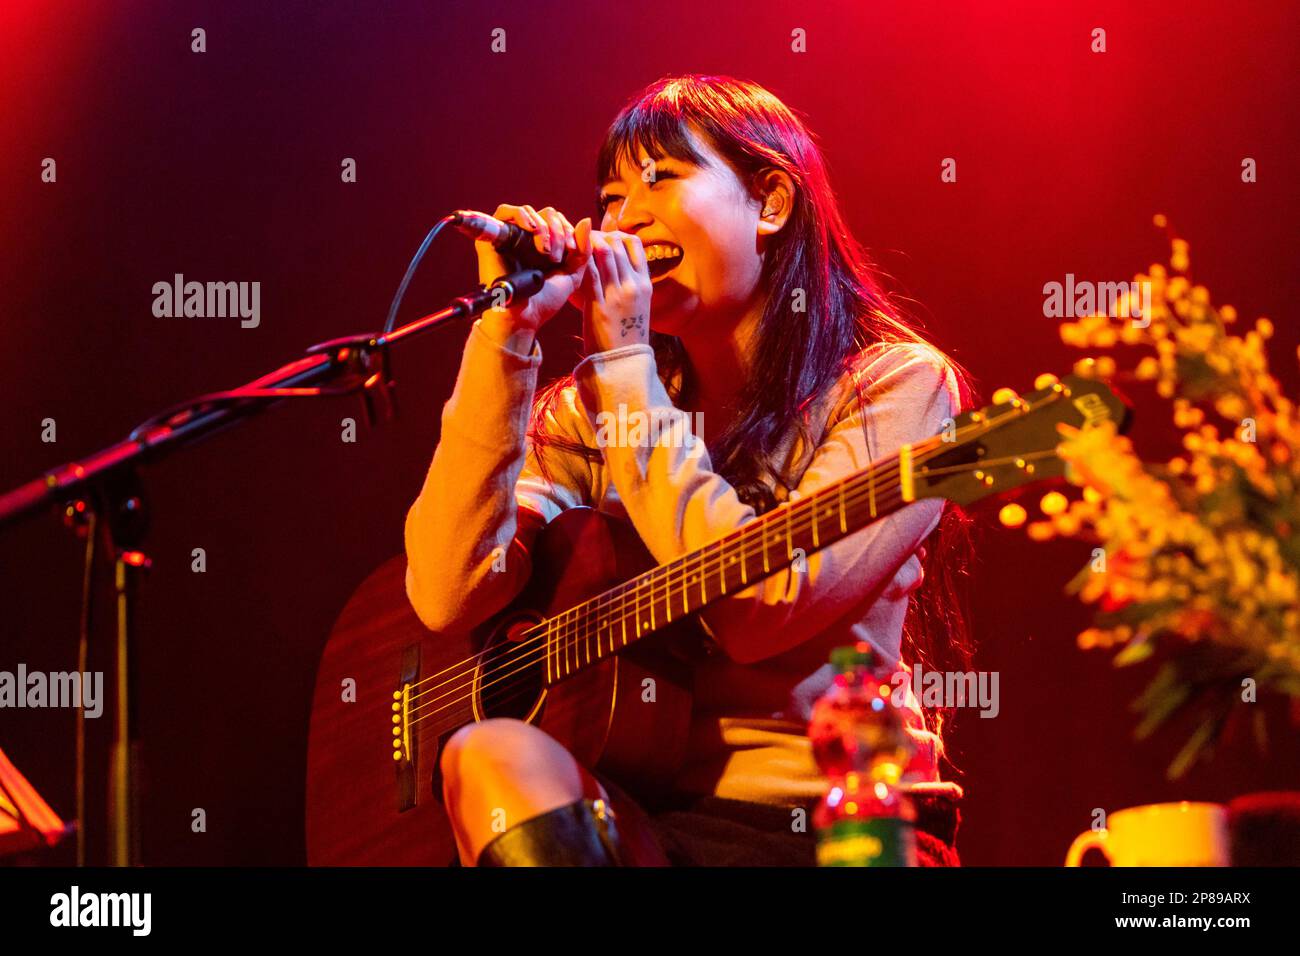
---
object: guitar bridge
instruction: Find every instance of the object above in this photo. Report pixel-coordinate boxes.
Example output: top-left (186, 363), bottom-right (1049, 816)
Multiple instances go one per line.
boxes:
top-left (393, 643), bottom-right (420, 812)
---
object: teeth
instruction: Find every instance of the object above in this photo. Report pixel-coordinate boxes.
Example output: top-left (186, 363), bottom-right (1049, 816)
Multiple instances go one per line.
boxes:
top-left (645, 245), bottom-right (682, 261)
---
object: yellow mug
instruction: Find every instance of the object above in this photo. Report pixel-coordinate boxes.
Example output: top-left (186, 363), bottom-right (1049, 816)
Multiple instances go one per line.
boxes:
top-left (1065, 801), bottom-right (1230, 867)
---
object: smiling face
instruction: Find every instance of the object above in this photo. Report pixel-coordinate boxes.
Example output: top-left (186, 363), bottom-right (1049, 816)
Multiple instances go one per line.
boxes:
top-left (598, 126), bottom-right (768, 338)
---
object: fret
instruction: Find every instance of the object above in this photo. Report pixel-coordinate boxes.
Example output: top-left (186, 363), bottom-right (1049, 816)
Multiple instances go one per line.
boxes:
top-left (533, 450), bottom-right (923, 688)
top-left (556, 611), bottom-right (565, 676)
top-left (899, 444), bottom-right (915, 502)
top-left (573, 615), bottom-right (582, 667)
top-left (553, 613), bottom-right (564, 681)
top-left (555, 616), bottom-right (563, 679)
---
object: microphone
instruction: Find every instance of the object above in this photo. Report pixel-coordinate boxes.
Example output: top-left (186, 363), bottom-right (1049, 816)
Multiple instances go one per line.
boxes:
top-left (451, 209), bottom-right (569, 273)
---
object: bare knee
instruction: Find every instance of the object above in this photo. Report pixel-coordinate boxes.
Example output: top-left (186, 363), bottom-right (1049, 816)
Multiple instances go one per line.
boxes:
top-left (439, 719), bottom-right (598, 861)
top-left (440, 718), bottom-right (567, 788)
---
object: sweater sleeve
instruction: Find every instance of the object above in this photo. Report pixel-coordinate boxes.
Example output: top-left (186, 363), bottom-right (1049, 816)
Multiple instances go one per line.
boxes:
top-left (572, 341), bottom-right (961, 665)
top-left (403, 319), bottom-right (590, 634)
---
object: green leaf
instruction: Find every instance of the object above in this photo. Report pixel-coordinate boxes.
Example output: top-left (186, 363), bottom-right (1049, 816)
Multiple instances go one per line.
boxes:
top-left (1132, 664), bottom-right (1191, 737)
top-left (1167, 725), bottom-right (1212, 778)
top-left (1113, 638), bottom-right (1155, 667)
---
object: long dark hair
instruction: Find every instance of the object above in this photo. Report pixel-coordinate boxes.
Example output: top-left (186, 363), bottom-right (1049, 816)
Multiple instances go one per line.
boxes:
top-left (530, 74), bottom-right (978, 749)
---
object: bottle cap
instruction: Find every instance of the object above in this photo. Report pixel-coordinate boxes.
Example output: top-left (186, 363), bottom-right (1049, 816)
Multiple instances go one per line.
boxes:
top-left (829, 642), bottom-right (876, 673)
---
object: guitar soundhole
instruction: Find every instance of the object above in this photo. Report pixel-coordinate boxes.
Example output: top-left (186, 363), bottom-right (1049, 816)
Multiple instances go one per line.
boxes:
top-left (474, 619), bottom-right (546, 723)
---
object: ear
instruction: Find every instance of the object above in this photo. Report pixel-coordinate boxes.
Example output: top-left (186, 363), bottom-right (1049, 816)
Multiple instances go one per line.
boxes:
top-left (754, 168), bottom-right (795, 238)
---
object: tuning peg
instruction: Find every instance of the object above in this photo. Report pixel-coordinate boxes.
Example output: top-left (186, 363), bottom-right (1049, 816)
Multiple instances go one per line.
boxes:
top-left (991, 387), bottom-right (1019, 405)
top-left (1034, 372), bottom-right (1060, 390)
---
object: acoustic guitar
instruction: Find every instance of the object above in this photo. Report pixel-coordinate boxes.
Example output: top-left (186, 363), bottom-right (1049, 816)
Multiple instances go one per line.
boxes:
top-left (305, 374), bottom-right (1128, 865)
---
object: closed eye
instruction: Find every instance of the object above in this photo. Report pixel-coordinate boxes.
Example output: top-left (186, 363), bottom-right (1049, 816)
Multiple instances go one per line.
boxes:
top-left (598, 170), bottom-right (680, 210)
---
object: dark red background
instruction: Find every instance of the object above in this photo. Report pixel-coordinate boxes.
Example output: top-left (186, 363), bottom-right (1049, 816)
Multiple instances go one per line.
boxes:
top-left (2, 0), bottom-right (1297, 865)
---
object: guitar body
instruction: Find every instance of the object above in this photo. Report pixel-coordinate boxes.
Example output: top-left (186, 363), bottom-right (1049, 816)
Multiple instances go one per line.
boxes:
top-left (305, 508), bottom-right (696, 866)
top-left (304, 374), bottom-right (1130, 865)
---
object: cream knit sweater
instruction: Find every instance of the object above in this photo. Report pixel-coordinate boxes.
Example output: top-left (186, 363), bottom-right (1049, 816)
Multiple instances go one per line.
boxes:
top-left (405, 318), bottom-right (965, 807)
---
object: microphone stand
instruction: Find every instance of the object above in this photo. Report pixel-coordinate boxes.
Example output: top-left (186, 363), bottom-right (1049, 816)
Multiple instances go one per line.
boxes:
top-left (0, 267), bottom-right (544, 865)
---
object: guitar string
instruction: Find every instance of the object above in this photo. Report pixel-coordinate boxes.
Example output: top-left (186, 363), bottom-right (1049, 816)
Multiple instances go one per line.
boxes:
top-left (404, 447), bottom-right (1061, 731)
top-left (397, 419), bottom-right (979, 709)
top-left (403, 445), bottom-right (1062, 734)
top-left (399, 432), bottom-right (942, 711)
top-left (395, 393), bottom-right (1053, 718)
top-left (395, 401), bottom-right (1056, 723)
top-left (403, 478), bottom-right (913, 735)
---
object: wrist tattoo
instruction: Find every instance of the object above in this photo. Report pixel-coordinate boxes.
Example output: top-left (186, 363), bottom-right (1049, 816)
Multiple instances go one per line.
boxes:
top-left (620, 314), bottom-right (646, 337)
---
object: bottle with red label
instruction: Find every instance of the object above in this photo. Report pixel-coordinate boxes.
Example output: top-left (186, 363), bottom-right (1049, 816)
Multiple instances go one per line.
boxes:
top-left (809, 642), bottom-right (918, 866)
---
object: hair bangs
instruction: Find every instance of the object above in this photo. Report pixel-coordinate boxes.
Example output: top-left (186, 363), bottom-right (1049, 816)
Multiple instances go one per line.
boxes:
top-left (595, 86), bottom-right (707, 206)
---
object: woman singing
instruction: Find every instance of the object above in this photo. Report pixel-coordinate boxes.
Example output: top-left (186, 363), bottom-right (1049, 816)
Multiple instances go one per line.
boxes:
top-left (404, 74), bottom-right (974, 866)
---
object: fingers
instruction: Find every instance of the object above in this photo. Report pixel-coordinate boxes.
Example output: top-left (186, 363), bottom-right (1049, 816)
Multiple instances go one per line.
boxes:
top-left (519, 205), bottom-right (555, 260)
top-left (569, 219), bottom-right (599, 306)
top-left (589, 231), bottom-right (623, 288)
top-left (618, 232), bottom-right (647, 277)
top-left (491, 203), bottom-right (574, 261)
top-left (539, 207), bottom-right (577, 257)
top-left (572, 217), bottom-right (593, 258)
top-left (566, 216), bottom-right (593, 274)
top-left (571, 224), bottom-right (649, 304)
top-left (590, 230), bottom-right (645, 287)
top-left (534, 206), bottom-right (571, 264)
top-left (581, 256), bottom-right (602, 305)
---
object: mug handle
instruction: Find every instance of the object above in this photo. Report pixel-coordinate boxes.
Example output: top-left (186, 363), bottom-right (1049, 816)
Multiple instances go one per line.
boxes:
top-left (1066, 829), bottom-right (1110, 866)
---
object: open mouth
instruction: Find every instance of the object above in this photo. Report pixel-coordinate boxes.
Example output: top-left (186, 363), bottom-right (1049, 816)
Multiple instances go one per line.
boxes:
top-left (644, 243), bottom-right (683, 281)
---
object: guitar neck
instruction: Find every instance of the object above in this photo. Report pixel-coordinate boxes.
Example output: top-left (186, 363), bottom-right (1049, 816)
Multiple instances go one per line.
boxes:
top-left (533, 439), bottom-right (932, 686)
top-left (525, 373), bottom-right (1128, 687)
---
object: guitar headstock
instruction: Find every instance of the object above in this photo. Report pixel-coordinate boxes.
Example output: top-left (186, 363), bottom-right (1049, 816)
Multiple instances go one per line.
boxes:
top-left (913, 375), bottom-right (1131, 506)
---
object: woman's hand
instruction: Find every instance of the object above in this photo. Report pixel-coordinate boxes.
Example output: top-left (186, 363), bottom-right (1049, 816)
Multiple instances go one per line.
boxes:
top-left (571, 223), bottom-right (652, 354)
top-left (475, 203), bottom-right (592, 351)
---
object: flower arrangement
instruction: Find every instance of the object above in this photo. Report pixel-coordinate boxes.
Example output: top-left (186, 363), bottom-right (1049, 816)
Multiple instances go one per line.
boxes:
top-left (1016, 216), bottom-right (1300, 776)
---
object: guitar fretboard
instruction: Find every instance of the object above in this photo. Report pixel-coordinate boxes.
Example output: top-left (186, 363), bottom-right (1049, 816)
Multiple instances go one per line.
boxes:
top-left (534, 438), bottom-right (933, 684)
